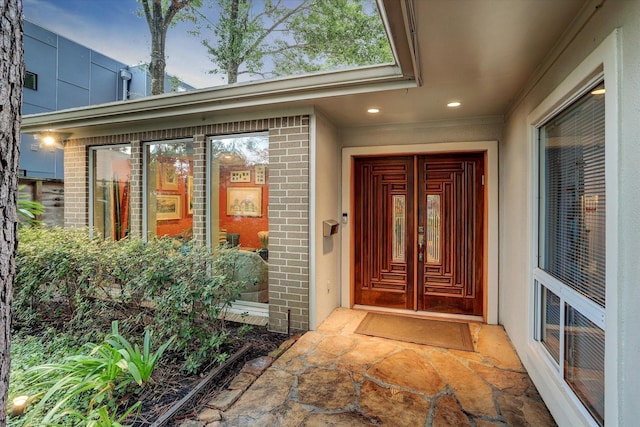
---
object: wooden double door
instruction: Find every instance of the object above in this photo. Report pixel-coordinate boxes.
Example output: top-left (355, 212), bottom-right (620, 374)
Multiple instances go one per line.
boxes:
top-left (353, 153), bottom-right (485, 316)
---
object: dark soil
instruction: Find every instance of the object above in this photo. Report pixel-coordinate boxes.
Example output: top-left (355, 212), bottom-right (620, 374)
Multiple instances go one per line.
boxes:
top-left (130, 324), bottom-right (288, 426)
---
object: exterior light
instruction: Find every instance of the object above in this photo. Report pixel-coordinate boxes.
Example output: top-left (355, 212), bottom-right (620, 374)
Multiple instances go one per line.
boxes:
top-left (367, 108), bottom-right (380, 114)
top-left (42, 135), bottom-right (56, 146)
top-left (12, 395), bottom-right (29, 416)
top-left (37, 131), bottom-right (70, 150)
top-left (447, 101), bottom-right (461, 108)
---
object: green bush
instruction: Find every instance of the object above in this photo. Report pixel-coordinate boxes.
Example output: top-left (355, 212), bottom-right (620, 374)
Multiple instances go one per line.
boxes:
top-left (15, 227), bottom-right (244, 372)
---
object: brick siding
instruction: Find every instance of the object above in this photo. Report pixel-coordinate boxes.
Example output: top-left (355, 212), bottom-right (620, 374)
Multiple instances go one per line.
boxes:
top-left (62, 116), bottom-right (310, 333)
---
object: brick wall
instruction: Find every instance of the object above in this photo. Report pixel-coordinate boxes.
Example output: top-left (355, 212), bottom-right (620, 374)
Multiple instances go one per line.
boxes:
top-left (62, 116), bottom-right (310, 332)
top-left (267, 117), bottom-right (310, 333)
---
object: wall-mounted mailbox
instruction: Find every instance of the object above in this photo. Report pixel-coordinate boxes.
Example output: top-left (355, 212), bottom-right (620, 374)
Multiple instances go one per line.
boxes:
top-left (323, 220), bottom-right (339, 237)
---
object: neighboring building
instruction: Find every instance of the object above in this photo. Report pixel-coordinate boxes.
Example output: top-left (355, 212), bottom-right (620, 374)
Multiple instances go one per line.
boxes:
top-left (21, 20), bottom-right (192, 179)
top-left (21, 1), bottom-right (640, 426)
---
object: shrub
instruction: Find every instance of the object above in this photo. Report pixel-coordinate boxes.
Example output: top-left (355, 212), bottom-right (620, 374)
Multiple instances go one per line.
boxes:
top-left (15, 227), bottom-right (244, 372)
top-left (14, 227), bottom-right (104, 329)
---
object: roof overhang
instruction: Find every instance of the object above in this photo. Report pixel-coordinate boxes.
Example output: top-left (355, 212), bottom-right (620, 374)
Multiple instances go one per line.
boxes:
top-left (22, 65), bottom-right (416, 138)
top-left (21, 0), bottom-right (420, 139)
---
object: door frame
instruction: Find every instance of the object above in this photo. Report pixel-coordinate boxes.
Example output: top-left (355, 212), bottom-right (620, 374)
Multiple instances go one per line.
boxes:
top-left (341, 141), bottom-right (499, 324)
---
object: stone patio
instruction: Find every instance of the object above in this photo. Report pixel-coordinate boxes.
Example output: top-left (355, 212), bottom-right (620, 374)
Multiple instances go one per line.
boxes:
top-left (193, 308), bottom-right (556, 426)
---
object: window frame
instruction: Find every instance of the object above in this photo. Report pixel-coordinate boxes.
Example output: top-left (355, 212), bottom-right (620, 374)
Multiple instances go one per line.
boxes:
top-left (24, 70), bottom-right (37, 90)
top-left (527, 30), bottom-right (619, 427)
top-left (533, 76), bottom-right (607, 427)
top-left (206, 132), bottom-right (270, 316)
top-left (88, 143), bottom-right (132, 239)
top-left (142, 138), bottom-right (194, 241)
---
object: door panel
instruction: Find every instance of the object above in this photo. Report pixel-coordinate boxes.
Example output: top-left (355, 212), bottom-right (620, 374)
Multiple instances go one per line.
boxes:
top-left (354, 157), bottom-right (414, 309)
top-left (353, 153), bottom-right (484, 316)
top-left (418, 154), bottom-right (484, 315)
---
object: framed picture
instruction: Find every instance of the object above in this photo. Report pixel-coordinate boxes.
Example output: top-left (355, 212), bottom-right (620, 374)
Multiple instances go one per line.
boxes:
top-left (159, 162), bottom-right (179, 191)
top-left (255, 165), bottom-right (266, 184)
top-left (227, 187), bottom-right (262, 217)
top-left (187, 176), bottom-right (194, 215)
top-left (156, 194), bottom-right (182, 220)
top-left (230, 170), bottom-right (251, 183)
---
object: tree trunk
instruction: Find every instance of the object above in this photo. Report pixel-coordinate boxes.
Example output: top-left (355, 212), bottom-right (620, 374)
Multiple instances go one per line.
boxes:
top-left (149, 27), bottom-right (167, 95)
top-left (147, 0), bottom-right (167, 96)
top-left (0, 0), bottom-right (23, 423)
top-left (226, 0), bottom-right (240, 84)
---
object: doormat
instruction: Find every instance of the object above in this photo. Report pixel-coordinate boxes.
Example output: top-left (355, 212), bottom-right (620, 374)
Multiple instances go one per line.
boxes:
top-left (354, 312), bottom-right (474, 351)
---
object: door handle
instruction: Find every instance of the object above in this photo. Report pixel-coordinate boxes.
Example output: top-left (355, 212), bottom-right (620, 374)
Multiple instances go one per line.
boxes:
top-left (418, 234), bottom-right (424, 262)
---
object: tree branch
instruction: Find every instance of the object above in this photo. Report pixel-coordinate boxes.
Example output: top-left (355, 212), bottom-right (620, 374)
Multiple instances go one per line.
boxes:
top-left (243, 0), bottom-right (314, 58)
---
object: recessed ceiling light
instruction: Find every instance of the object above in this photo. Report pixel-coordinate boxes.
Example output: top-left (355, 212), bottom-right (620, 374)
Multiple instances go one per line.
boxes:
top-left (367, 108), bottom-right (380, 114)
top-left (447, 101), bottom-right (462, 108)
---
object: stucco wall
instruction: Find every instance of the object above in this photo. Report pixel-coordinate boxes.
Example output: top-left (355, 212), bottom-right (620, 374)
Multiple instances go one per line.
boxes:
top-left (501, 1), bottom-right (640, 425)
top-left (340, 118), bottom-right (503, 148)
top-left (63, 116), bottom-right (310, 333)
top-left (311, 112), bottom-right (341, 329)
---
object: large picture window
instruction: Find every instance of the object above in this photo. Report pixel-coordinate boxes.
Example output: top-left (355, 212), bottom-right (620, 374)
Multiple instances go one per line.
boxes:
top-left (90, 145), bottom-right (132, 240)
top-left (209, 134), bottom-right (269, 304)
top-left (145, 140), bottom-right (194, 241)
top-left (535, 81), bottom-right (605, 426)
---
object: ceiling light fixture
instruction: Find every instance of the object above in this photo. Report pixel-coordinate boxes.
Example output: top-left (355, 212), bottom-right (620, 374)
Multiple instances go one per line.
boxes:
top-left (42, 135), bottom-right (56, 146)
top-left (591, 88), bottom-right (605, 95)
top-left (367, 108), bottom-right (380, 114)
top-left (36, 131), bottom-right (69, 150)
top-left (447, 101), bottom-right (462, 108)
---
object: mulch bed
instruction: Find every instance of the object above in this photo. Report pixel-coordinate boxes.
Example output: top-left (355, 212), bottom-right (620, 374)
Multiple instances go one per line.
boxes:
top-left (130, 324), bottom-right (288, 426)
top-left (13, 302), bottom-right (290, 425)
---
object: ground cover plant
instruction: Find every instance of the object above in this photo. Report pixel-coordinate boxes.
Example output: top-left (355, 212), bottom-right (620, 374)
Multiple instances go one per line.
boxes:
top-left (10, 226), bottom-right (260, 425)
top-left (12, 321), bottom-right (172, 425)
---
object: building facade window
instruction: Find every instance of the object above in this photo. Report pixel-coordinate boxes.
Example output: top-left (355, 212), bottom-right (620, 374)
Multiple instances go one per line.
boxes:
top-left (535, 81), bottom-right (606, 426)
top-left (144, 139), bottom-right (194, 241)
top-left (90, 145), bottom-right (132, 240)
top-left (209, 134), bottom-right (269, 304)
top-left (24, 70), bottom-right (37, 90)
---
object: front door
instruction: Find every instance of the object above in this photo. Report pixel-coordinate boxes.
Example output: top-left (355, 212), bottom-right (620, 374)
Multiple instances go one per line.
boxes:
top-left (353, 153), bottom-right (484, 316)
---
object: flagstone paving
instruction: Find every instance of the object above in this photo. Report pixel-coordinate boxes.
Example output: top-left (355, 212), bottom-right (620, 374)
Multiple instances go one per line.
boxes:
top-left (186, 308), bottom-right (556, 426)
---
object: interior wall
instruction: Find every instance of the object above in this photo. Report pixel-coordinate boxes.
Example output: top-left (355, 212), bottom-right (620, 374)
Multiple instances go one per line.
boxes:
top-left (312, 112), bottom-right (342, 329)
top-left (218, 165), bottom-right (269, 249)
top-left (501, 1), bottom-right (640, 425)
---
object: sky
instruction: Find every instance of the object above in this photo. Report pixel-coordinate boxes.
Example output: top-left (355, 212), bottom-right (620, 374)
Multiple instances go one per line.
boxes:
top-left (23, 0), bottom-right (226, 88)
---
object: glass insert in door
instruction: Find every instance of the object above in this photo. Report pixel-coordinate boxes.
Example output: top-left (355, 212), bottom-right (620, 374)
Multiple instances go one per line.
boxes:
top-left (392, 195), bottom-right (406, 261)
top-left (426, 194), bottom-right (441, 263)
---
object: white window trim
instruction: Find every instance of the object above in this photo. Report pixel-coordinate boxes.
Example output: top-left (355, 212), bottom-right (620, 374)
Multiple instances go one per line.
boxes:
top-left (527, 30), bottom-right (619, 427)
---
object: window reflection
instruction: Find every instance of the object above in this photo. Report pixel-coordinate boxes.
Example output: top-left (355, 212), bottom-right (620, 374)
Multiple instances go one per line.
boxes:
top-left (210, 134), bottom-right (269, 304)
top-left (91, 145), bottom-right (131, 240)
top-left (146, 141), bottom-right (194, 241)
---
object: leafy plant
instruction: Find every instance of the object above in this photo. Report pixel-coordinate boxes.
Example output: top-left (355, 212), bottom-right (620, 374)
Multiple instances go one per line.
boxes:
top-left (17, 185), bottom-right (45, 226)
top-left (85, 403), bottom-right (141, 427)
top-left (12, 324), bottom-right (169, 426)
top-left (106, 321), bottom-right (175, 386)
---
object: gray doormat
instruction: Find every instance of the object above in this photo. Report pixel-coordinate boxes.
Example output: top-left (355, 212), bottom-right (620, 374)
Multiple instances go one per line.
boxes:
top-left (355, 312), bottom-right (474, 351)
